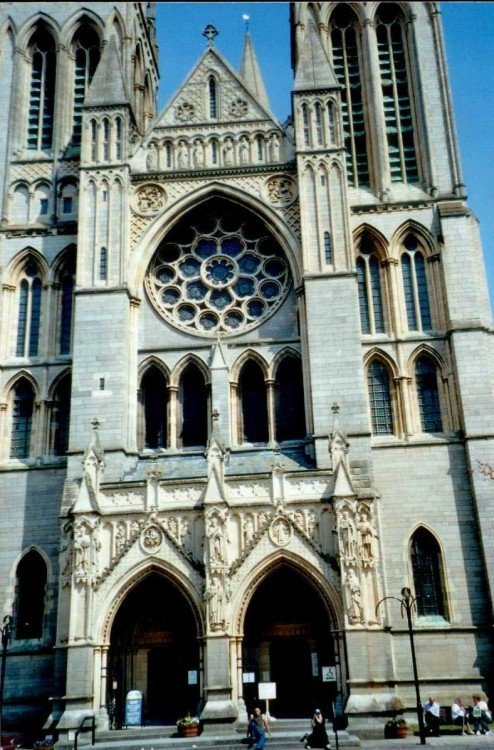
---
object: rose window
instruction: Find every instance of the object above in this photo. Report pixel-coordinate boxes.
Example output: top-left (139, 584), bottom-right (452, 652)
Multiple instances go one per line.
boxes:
top-left (145, 208), bottom-right (291, 337)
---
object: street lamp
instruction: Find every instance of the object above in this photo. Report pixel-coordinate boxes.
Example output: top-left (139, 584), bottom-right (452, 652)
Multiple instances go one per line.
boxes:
top-left (0, 615), bottom-right (14, 744)
top-left (376, 587), bottom-right (426, 745)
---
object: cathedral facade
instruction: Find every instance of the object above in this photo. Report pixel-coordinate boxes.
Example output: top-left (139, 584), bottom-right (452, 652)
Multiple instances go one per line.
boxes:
top-left (0, 1), bottom-right (493, 743)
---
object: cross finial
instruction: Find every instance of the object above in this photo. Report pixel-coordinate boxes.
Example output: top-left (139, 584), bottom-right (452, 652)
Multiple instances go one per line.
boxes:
top-left (203, 24), bottom-right (219, 47)
top-left (212, 409), bottom-right (220, 422)
top-left (242, 13), bottom-right (250, 32)
top-left (91, 417), bottom-right (100, 432)
top-left (332, 403), bottom-right (340, 414)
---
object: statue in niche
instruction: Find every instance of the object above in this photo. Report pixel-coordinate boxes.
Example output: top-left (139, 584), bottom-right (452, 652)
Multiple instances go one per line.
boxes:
top-left (357, 511), bottom-right (378, 565)
top-left (258, 511), bottom-right (269, 528)
top-left (239, 136), bottom-right (250, 165)
top-left (293, 509), bottom-right (304, 529)
top-left (177, 141), bottom-right (188, 168)
top-left (307, 511), bottom-right (318, 538)
top-left (146, 146), bottom-right (158, 170)
top-left (270, 134), bottom-right (280, 162)
top-left (205, 574), bottom-right (227, 631)
top-left (339, 510), bottom-right (357, 562)
top-left (243, 515), bottom-right (255, 547)
top-left (130, 519), bottom-right (140, 537)
top-left (223, 138), bottom-right (234, 165)
top-left (74, 523), bottom-right (91, 577)
top-left (345, 568), bottom-right (364, 624)
top-left (193, 140), bottom-right (204, 168)
top-left (180, 518), bottom-right (190, 548)
top-left (206, 512), bottom-right (229, 565)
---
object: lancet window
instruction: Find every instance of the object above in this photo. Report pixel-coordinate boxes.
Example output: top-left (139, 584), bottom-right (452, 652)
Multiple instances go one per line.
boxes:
top-left (10, 379), bottom-right (35, 459)
top-left (71, 26), bottom-right (100, 145)
top-left (367, 359), bottom-right (393, 435)
top-left (178, 363), bottom-right (208, 447)
top-left (401, 235), bottom-right (432, 331)
top-left (274, 356), bottom-right (305, 442)
top-left (356, 235), bottom-right (385, 335)
top-left (26, 27), bottom-right (56, 151)
top-left (238, 360), bottom-right (269, 444)
top-left (16, 260), bottom-right (42, 358)
top-left (411, 528), bottom-right (446, 618)
top-left (330, 6), bottom-right (369, 186)
top-left (51, 374), bottom-right (71, 456)
top-left (140, 367), bottom-right (168, 449)
top-left (415, 356), bottom-right (442, 433)
top-left (15, 550), bottom-right (47, 639)
top-left (376, 4), bottom-right (418, 183)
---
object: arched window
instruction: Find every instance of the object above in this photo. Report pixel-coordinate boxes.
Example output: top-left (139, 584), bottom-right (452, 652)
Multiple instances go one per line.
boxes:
top-left (71, 26), bottom-right (100, 145)
top-left (330, 6), bottom-right (369, 186)
top-left (99, 247), bottom-right (108, 281)
top-left (102, 118), bottom-right (110, 161)
top-left (58, 254), bottom-right (75, 355)
top-left (209, 76), bottom-right (217, 119)
top-left (401, 235), bottom-right (432, 331)
top-left (302, 104), bottom-right (310, 147)
top-left (256, 135), bottom-right (264, 161)
top-left (415, 356), bottom-right (442, 433)
top-left (165, 142), bottom-right (172, 168)
top-left (12, 185), bottom-right (29, 225)
top-left (51, 374), bottom-right (71, 456)
top-left (26, 27), bottom-right (56, 151)
top-left (16, 260), bottom-right (42, 358)
top-left (314, 102), bottom-right (323, 146)
top-left (376, 4), bottom-right (418, 183)
top-left (275, 356), bottom-right (305, 442)
top-left (324, 232), bottom-right (333, 265)
top-left (90, 119), bottom-right (97, 160)
top-left (327, 101), bottom-right (335, 144)
top-left (10, 379), bottom-right (35, 459)
top-left (15, 550), bottom-right (47, 639)
top-left (178, 363), bottom-right (208, 447)
top-left (356, 235), bottom-right (385, 334)
top-left (211, 138), bottom-right (218, 165)
top-left (140, 367), bottom-right (167, 449)
top-left (33, 183), bottom-right (50, 222)
top-left (367, 360), bottom-right (393, 435)
top-left (411, 528), bottom-right (446, 618)
top-left (60, 182), bottom-right (77, 219)
top-left (115, 117), bottom-right (122, 160)
top-left (238, 360), bottom-right (268, 443)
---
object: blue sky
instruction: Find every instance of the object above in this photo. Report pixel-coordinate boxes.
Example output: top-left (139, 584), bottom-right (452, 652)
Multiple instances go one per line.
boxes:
top-left (154, 3), bottom-right (494, 310)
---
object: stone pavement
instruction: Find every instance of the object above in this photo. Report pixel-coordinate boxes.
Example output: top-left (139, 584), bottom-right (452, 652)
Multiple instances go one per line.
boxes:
top-left (361, 735), bottom-right (494, 750)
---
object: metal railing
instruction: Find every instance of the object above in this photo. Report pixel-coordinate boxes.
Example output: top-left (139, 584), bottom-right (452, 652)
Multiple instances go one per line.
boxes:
top-left (73, 716), bottom-right (95, 750)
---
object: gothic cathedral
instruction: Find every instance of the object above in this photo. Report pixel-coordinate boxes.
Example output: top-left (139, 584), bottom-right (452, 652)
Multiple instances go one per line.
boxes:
top-left (0, 1), bottom-right (492, 744)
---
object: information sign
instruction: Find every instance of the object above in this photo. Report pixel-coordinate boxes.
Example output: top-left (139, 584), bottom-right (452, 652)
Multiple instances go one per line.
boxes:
top-left (125, 689), bottom-right (143, 727)
top-left (243, 672), bottom-right (256, 683)
top-left (188, 670), bottom-right (198, 685)
top-left (258, 682), bottom-right (277, 700)
top-left (322, 665), bottom-right (337, 682)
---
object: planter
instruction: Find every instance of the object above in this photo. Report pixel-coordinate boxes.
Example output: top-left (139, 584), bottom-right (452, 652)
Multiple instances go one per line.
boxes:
top-left (177, 725), bottom-right (200, 738)
top-left (385, 723), bottom-right (407, 739)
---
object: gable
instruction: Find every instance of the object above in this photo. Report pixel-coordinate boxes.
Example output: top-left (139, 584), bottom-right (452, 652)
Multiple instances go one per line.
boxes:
top-left (155, 48), bottom-right (279, 129)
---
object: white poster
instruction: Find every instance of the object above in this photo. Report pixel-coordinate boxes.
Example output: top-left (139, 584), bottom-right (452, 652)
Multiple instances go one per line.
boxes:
top-left (311, 652), bottom-right (319, 677)
top-left (258, 682), bottom-right (277, 700)
top-left (322, 665), bottom-right (337, 682)
top-left (188, 670), bottom-right (198, 685)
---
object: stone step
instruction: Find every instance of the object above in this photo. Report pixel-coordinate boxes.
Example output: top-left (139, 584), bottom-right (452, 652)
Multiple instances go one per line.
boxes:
top-left (66, 726), bottom-right (361, 750)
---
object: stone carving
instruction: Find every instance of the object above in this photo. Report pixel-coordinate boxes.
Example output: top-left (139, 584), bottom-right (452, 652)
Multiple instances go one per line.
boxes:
top-left (223, 137), bottom-right (234, 165)
top-left (269, 517), bottom-right (292, 547)
top-left (345, 568), bottom-right (364, 625)
top-left (60, 523), bottom-right (74, 587)
top-left (141, 524), bottom-right (163, 552)
top-left (192, 140), bottom-right (204, 168)
top-left (175, 102), bottom-right (195, 122)
top-left (206, 509), bottom-right (230, 565)
top-left (204, 573), bottom-right (229, 631)
top-left (357, 507), bottom-right (378, 567)
top-left (115, 523), bottom-right (126, 555)
top-left (167, 516), bottom-right (179, 540)
top-left (264, 175), bottom-right (298, 207)
top-left (239, 136), bottom-right (250, 165)
top-left (73, 519), bottom-right (100, 583)
top-left (243, 514), bottom-right (255, 547)
top-left (177, 141), bottom-right (189, 168)
top-left (230, 98), bottom-right (248, 117)
top-left (133, 184), bottom-right (166, 216)
top-left (338, 510), bottom-right (357, 563)
top-left (146, 145), bottom-right (159, 171)
top-left (269, 134), bottom-right (280, 162)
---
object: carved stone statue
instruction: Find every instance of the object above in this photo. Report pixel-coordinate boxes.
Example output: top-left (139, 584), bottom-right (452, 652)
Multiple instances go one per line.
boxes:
top-left (339, 510), bottom-right (357, 561)
top-left (205, 575), bottom-right (227, 631)
top-left (177, 141), bottom-right (188, 168)
top-left (193, 140), bottom-right (204, 167)
top-left (115, 523), bottom-right (126, 555)
top-left (243, 515), bottom-right (255, 546)
top-left (270, 134), bottom-right (280, 162)
top-left (357, 512), bottom-right (378, 565)
top-left (223, 138), bottom-right (234, 165)
top-left (239, 137), bottom-right (249, 165)
top-left (345, 568), bottom-right (364, 624)
top-left (206, 512), bottom-right (229, 565)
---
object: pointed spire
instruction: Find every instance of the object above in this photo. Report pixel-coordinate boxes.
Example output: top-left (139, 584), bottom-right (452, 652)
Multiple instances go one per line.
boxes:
top-left (84, 36), bottom-right (129, 108)
top-left (294, 21), bottom-right (340, 92)
top-left (240, 29), bottom-right (270, 111)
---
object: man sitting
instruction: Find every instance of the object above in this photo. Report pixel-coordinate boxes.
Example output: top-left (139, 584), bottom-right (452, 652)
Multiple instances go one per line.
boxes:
top-left (423, 696), bottom-right (441, 736)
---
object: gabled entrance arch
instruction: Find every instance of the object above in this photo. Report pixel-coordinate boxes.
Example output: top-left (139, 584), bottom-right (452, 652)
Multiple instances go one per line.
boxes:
top-left (239, 558), bottom-right (344, 718)
top-left (107, 570), bottom-right (201, 726)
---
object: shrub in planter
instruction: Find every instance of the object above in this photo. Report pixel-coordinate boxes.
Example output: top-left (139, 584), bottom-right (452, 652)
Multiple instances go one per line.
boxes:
top-left (176, 715), bottom-right (200, 737)
top-left (385, 717), bottom-right (408, 739)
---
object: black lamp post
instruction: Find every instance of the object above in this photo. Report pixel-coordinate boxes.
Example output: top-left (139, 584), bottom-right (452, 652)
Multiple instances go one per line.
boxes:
top-left (376, 587), bottom-right (426, 745)
top-left (0, 615), bottom-right (14, 744)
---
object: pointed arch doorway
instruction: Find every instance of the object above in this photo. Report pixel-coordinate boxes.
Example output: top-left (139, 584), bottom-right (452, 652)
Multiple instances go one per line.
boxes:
top-left (108, 572), bottom-right (200, 726)
top-left (242, 565), bottom-right (340, 718)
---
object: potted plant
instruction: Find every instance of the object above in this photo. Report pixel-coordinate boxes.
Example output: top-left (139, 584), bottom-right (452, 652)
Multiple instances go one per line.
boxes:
top-left (176, 714), bottom-right (200, 737)
top-left (385, 717), bottom-right (408, 739)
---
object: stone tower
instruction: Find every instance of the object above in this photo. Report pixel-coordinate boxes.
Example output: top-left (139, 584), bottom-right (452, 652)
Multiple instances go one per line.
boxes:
top-left (0, 2), bottom-right (492, 745)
